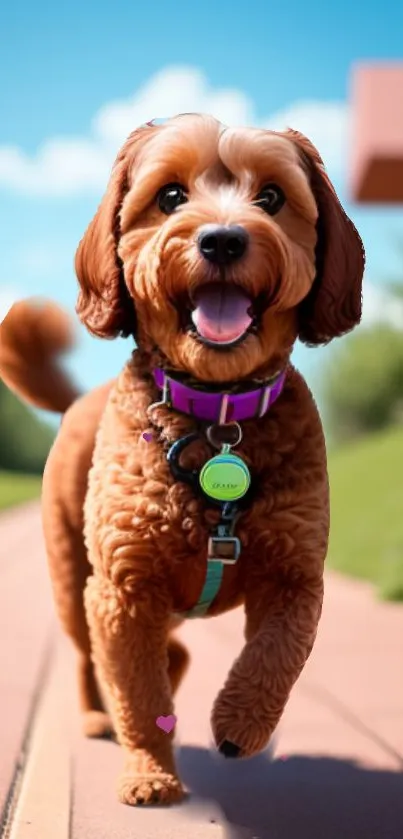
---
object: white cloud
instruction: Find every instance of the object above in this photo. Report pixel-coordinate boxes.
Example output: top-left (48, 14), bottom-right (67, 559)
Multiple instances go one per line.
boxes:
top-left (0, 65), bottom-right (347, 198)
top-left (263, 101), bottom-right (348, 173)
top-left (94, 66), bottom-right (253, 149)
top-left (0, 286), bottom-right (22, 325)
top-left (0, 140), bottom-right (109, 197)
top-left (362, 282), bottom-right (403, 330)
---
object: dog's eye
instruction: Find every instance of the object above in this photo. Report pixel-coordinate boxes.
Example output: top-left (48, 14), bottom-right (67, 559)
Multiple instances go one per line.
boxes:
top-left (255, 183), bottom-right (285, 215)
top-left (157, 183), bottom-right (188, 214)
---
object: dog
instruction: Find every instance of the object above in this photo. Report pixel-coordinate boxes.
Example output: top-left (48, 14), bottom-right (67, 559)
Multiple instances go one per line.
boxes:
top-left (0, 113), bottom-right (365, 807)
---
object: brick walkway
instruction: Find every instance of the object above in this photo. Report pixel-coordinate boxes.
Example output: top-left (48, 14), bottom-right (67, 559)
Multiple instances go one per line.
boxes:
top-left (1, 502), bottom-right (403, 839)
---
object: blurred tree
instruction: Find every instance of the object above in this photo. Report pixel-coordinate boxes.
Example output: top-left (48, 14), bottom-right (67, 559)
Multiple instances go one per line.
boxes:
top-left (321, 323), bottom-right (403, 446)
top-left (0, 381), bottom-right (55, 474)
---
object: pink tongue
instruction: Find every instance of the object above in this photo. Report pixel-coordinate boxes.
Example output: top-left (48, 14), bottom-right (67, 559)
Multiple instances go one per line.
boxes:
top-left (191, 284), bottom-right (253, 344)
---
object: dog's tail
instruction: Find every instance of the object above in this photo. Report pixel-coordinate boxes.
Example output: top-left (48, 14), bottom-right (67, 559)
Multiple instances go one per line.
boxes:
top-left (0, 298), bottom-right (81, 413)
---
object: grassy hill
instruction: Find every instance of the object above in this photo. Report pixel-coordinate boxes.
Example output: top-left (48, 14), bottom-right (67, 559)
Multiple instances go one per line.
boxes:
top-left (0, 382), bottom-right (54, 513)
top-left (328, 424), bottom-right (403, 601)
top-left (0, 382), bottom-right (55, 474)
top-left (0, 471), bottom-right (42, 512)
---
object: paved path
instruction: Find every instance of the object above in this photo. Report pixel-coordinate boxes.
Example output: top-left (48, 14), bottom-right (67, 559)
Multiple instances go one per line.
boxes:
top-left (1, 502), bottom-right (403, 839)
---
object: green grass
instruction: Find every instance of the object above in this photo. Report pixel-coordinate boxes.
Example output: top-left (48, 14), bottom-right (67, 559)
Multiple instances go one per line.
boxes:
top-left (0, 471), bottom-right (42, 512)
top-left (328, 424), bottom-right (403, 601)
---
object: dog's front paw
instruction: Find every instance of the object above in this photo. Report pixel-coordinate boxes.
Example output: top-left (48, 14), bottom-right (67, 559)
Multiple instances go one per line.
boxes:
top-left (211, 691), bottom-right (274, 759)
top-left (118, 770), bottom-right (185, 806)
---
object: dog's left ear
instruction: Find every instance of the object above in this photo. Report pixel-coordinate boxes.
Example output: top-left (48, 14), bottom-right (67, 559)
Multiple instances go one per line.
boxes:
top-left (284, 129), bottom-right (365, 345)
top-left (75, 124), bottom-right (158, 340)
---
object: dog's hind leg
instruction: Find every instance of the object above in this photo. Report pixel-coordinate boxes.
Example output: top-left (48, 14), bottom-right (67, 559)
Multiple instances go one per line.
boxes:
top-left (41, 385), bottom-right (114, 739)
top-left (43, 506), bottom-right (114, 738)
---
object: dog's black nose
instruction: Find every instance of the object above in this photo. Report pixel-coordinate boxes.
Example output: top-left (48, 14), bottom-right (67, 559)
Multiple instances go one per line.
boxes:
top-left (197, 224), bottom-right (249, 265)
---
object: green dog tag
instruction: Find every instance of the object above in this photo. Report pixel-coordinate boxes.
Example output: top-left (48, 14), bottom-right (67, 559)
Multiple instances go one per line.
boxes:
top-left (199, 453), bottom-right (251, 502)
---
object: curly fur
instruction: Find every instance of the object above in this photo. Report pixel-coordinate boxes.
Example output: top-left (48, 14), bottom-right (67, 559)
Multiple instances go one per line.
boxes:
top-left (0, 113), bottom-right (365, 807)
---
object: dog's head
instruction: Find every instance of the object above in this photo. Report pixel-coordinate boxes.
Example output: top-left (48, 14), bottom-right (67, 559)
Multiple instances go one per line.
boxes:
top-left (76, 114), bottom-right (365, 383)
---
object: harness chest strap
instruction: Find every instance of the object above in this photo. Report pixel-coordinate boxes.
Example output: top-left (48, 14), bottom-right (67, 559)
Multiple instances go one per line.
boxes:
top-left (178, 506), bottom-right (241, 619)
top-left (152, 366), bottom-right (287, 619)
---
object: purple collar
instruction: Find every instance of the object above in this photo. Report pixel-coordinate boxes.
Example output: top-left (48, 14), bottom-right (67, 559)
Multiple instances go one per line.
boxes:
top-left (152, 367), bottom-right (286, 424)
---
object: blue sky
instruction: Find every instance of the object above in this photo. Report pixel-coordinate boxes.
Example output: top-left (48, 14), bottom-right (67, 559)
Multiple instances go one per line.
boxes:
top-left (1, 0), bottom-right (403, 418)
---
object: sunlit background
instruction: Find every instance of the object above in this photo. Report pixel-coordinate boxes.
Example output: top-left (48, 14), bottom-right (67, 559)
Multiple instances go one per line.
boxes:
top-left (1, 0), bottom-right (403, 598)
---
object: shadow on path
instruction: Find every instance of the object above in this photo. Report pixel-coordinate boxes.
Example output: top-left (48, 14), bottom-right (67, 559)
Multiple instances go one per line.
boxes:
top-left (177, 746), bottom-right (403, 839)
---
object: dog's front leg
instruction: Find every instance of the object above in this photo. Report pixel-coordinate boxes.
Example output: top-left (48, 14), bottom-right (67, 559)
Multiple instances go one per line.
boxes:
top-left (84, 575), bottom-right (184, 806)
top-left (211, 568), bottom-right (324, 758)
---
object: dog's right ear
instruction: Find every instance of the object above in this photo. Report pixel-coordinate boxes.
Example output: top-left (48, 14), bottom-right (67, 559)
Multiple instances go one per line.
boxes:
top-left (75, 124), bottom-right (156, 339)
top-left (283, 129), bottom-right (365, 345)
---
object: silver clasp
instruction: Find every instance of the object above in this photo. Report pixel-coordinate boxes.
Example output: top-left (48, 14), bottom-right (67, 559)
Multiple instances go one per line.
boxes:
top-left (207, 534), bottom-right (241, 565)
top-left (148, 373), bottom-right (171, 412)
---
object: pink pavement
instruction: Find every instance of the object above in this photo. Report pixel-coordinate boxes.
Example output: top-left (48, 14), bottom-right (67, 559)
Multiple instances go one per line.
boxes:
top-left (1, 502), bottom-right (403, 839)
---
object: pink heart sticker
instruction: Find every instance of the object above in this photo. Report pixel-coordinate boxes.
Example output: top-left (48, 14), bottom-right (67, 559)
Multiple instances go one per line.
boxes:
top-left (155, 714), bottom-right (177, 734)
top-left (142, 432), bottom-right (153, 442)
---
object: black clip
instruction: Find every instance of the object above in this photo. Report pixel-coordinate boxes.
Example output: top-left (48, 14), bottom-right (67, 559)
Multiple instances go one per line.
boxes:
top-left (166, 433), bottom-right (200, 491)
top-left (167, 436), bottom-right (253, 508)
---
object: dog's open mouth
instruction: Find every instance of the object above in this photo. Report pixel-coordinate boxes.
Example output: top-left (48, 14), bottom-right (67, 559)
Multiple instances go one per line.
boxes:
top-left (187, 282), bottom-right (258, 348)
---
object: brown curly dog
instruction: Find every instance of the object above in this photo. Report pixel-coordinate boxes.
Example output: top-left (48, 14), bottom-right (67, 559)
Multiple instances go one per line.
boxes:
top-left (0, 113), bottom-right (365, 807)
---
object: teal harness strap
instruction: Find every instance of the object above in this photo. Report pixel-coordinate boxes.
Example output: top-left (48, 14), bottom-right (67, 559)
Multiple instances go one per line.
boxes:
top-left (174, 508), bottom-right (241, 620)
top-left (182, 560), bottom-right (224, 619)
